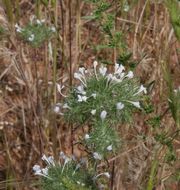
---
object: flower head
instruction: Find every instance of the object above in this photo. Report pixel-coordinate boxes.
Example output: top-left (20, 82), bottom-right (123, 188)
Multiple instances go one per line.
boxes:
top-left (126, 71), bottom-right (134, 79)
top-left (99, 65), bottom-right (107, 77)
top-left (107, 145), bottom-right (113, 151)
top-left (84, 134), bottom-right (90, 140)
top-left (77, 95), bottom-right (88, 102)
top-left (100, 110), bottom-right (107, 121)
top-left (28, 34), bottom-right (35, 41)
top-left (91, 109), bottom-right (96, 115)
top-left (116, 102), bottom-right (124, 110)
top-left (93, 152), bottom-right (102, 160)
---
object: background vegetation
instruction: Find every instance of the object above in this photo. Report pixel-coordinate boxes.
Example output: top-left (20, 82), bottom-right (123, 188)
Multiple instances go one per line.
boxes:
top-left (0, 0), bottom-right (179, 189)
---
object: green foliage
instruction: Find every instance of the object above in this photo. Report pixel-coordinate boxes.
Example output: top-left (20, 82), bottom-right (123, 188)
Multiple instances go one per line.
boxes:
top-left (155, 131), bottom-right (178, 164)
top-left (0, 26), bottom-right (7, 39)
top-left (85, 120), bottom-right (120, 157)
top-left (165, 0), bottom-right (180, 41)
top-left (147, 116), bottom-right (161, 128)
top-left (146, 158), bottom-right (158, 190)
top-left (83, 0), bottom-right (128, 61)
top-left (15, 19), bottom-right (56, 47)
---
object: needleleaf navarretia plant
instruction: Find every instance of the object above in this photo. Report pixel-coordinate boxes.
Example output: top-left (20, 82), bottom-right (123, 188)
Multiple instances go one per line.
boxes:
top-left (60, 61), bottom-right (146, 158)
top-left (15, 17), bottom-right (56, 47)
top-left (33, 153), bottom-right (100, 190)
top-left (33, 62), bottom-right (147, 189)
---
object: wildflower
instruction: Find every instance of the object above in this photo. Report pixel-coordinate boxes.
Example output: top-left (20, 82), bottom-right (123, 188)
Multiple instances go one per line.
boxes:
top-left (41, 154), bottom-right (54, 165)
top-left (123, 3), bottom-right (130, 12)
top-left (93, 60), bottom-right (98, 79)
top-left (42, 167), bottom-right (48, 175)
top-left (78, 67), bottom-right (88, 76)
top-left (53, 104), bottom-right (64, 115)
top-left (51, 26), bottom-right (56, 32)
top-left (93, 152), bottom-right (102, 160)
top-left (127, 101), bottom-right (141, 108)
top-left (99, 65), bottom-right (107, 77)
top-left (59, 151), bottom-right (66, 160)
top-left (33, 164), bottom-right (51, 179)
top-left (53, 105), bottom-right (60, 113)
top-left (62, 156), bottom-right (71, 173)
top-left (116, 102), bottom-right (124, 110)
top-left (33, 164), bottom-right (41, 173)
top-left (107, 145), bottom-right (113, 151)
top-left (77, 95), bottom-right (88, 102)
top-left (73, 163), bottom-right (81, 175)
top-left (94, 172), bottom-right (111, 180)
top-left (15, 23), bottom-right (22, 33)
top-left (91, 109), bottom-right (96, 115)
top-left (100, 110), bottom-right (107, 121)
top-left (91, 93), bottom-right (97, 98)
top-left (74, 72), bottom-right (86, 86)
top-left (114, 63), bottom-right (125, 75)
top-left (28, 34), bottom-right (35, 42)
top-left (76, 85), bottom-right (86, 95)
top-left (41, 19), bottom-right (46, 23)
top-left (36, 19), bottom-right (42, 25)
top-left (134, 85), bottom-right (147, 95)
top-left (84, 134), bottom-right (90, 140)
top-left (63, 103), bottom-right (71, 109)
top-left (126, 71), bottom-right (134, 78)
top-left (47, 156), bottom-right (55, 166)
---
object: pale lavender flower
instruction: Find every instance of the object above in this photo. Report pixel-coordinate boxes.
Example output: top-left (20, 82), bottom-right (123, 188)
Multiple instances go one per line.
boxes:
top-left (114, 63), bottom-right (125, 75)
top-left (84, 134), bottom-right (90, 140)
top-left (77, 95), bottom-right (88, 102)
top-left (128, 101), bottom-right (141, 108)
top-left (91, 109), bottom-right (96, 115)
top-left (100, 110), bottom-right (107, 121)
top-left (76, 85), bottom-right (86, 95)
top-left (99, 65), bottom-right (107, 76)
top-left (28, 34), bottom-right (35, 42)
top-left (91, 93), bottom-right (97, 98)
top-left (51, 26), bottom-right (56, 32)
top-left (93, 152), bottom-right (102, 160)
top-left (93, 60), bottom-right (98, 79)
top-left (126, 71), bottom-right (134, 79)
top-left (94, 172), bottom-right (111, 179)
top-left (107, 145), bottom-right (113, 151)
top-left (116, 102), bottom-right (124, 110)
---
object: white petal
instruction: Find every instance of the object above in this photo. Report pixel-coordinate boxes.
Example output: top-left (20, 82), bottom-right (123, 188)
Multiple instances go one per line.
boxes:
top-left (126, 71), bottom-right (134, 79)
top-left (107, 145), bottom-right (113, 151)
top-left (100, 110), bottom-right (107, 121)
top-left (91, 109), bottom-right (96, 115)
top-left (116, 102), bottom-right (124, 110)
top-left (99, 66), bottom-right (107, 76)
top-left (93, 152), bottom-right (102, 160)
top-left (84, 134), bottom-right (90, 140)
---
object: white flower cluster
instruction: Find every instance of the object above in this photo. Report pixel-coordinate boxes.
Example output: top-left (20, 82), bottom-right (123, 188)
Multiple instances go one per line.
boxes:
top-left (33, 154), bottom-right (55, 179)
top-left (57, 61), bottom-right (147, 121)
top-left (15, 18), bottom-right (56, 43)
top-left (33, 152), bottom-right (75, 178)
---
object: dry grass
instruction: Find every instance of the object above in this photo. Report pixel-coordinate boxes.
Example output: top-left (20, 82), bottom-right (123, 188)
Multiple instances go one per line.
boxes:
top-left (0, 0), bottom-right (180, 189)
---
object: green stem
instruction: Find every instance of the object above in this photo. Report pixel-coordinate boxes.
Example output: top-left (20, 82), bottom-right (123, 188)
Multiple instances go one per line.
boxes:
top-left (146, 154), bottom-right (159, 190)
